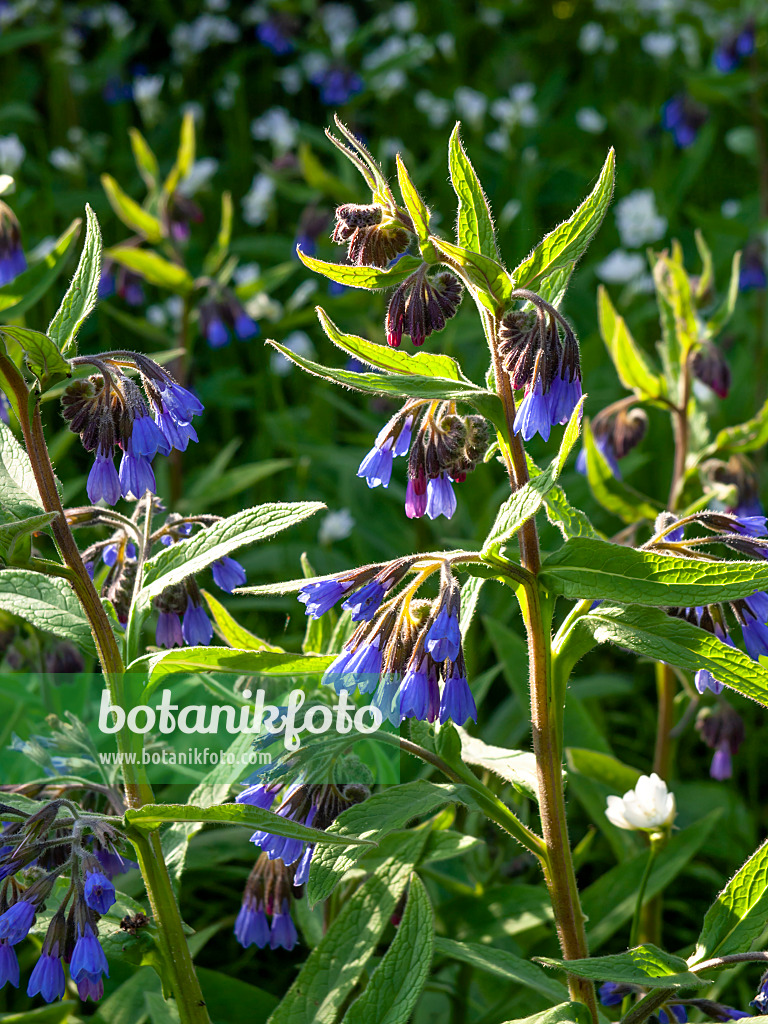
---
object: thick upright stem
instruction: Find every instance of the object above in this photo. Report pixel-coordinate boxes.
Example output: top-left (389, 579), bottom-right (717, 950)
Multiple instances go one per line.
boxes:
top-left (14, 384), bottom-right (211, 1024)
top-left (488, 320), bottom-right (597, 1022)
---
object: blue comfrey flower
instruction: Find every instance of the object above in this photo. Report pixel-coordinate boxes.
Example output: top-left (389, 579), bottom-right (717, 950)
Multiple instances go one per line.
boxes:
top-left (236, 784), bottom-right (280, 810)
top-left (84, 870), bottom-right (116, 915)
top-left (426, 606), bottom-right (461, 663)
top-left (659, 1005), bottom-right (687, 1024)
top-left (357, 437), bottom-right (395, 488)
top-left (714, 22), bottom-right (755, 72)
top-left (130, 411), bottom-right (171, 459)
top-left (342, 579), bottom-right (386, 622)
top-left (739, 247), bottom-right (767, 291)
top-left (98, 270), bottom-right (116, 299)
top-left (426, 473), bottom-right (457, 520)
top-left (103, 542), bottom-right (137, 566)
top-left (0, 393), bottom-right (9, 425)
top-left (710, 741), bottom-right (732, 781)
top-left (212, 557), bottom-right (247, 593)
top-left (343, 636), bottom-right (383, 695)
top-left (0, 941), bottom-right (18, 990)
top-left (69, 925), bottom-right (109, 984)
top-left (598, 981), bottom-right (626, 1007)
top-left (393, 415), bottom-right (414, 456)
top-left (576, 433), bottom-right (621, 479)
top-left (293, 843), bottom-right (314, 886)
top-left (257, 18), bottom-right (294, 54)
top-left (270, 899), bottom-right (298, 950)
top-left (154, 409), bottom-right (198, 453)
top-left (439, 656), bottom-right (476, 726)
top-left (77, 975), bottom-right (104, 1002)
top-left (695, 669), bottom-right (724, 696)
top-left (372, 673), bottom-right (405, 727)
top-left (514, 376), bottom-right (552, 442)
top-left (753, 970), bottom-right (768, 1012)
top-left (734, 515), bottom-right (767, 537)
top-left (94, 847), bottom-right (137, 878)
top-left (156, 611), bottom-right (183, 649)
top-left (313, 68), bottom-right (364, 106)
top-left (87, 446), bottom-right (122, 506)
top-left (27, 952), bottom-right (65, 1003)
top-left (158, 380), bottom-right (204, 424)
top-left (0, 203), bottom-right (26, 286)
top-left (661, 94), bottom-right (707, 148)
top-left (235, 895), bottom-right (270, 949)
top-left (549, 370), bottom-right (582, 426)
top-left (234, 310), bottom-right (259, 340)
top-left (298, 578), bottom-right (352, 618)
top-left (182, 597), bottom-right (213, 647)
top-left (322, 644), bottom-right (359, 694)
top-left (0, 900), bottom-right (35, 944)
top-left (118, 445), bottom-right (156, 501)
top-left (399, 657), bottom-right (440, 723)
top-left (206, 315), bottom-right (230, 348)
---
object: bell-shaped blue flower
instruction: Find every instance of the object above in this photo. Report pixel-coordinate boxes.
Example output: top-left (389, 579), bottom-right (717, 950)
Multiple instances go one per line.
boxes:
top-left (182, 598), bottom-right (213, 646)
top-left (87, 448), bottom-right (122, 506)
top-left (426, 607), bottom-right (461, 663)
top-left (27, 953), bottom-right (65, 1003)
top-left (439, 663), bottom-right (476, 725)
top-left (514, 376), bottom-right (551, 442)
top-left (235, 898), bottom-right (270, 948)
top-left (84, 870), bottom-right (116, 915)
top-left (342, 580), bottom-right (386, 622)
top-left (156, 611), bottom-right (183, 649)
top-left (298, 579), bottom-right (348, 618)
top-left (0, 900), bottom-right (35, 944)
top-left (212, 557), bottom-right (247, 593)
top-left (357, 438), bottom-right (394, 488)
top-left (426, 474), bottom-right (456, 520)
top-left (70, 925), bottom-right (109, 984)
top-left (270, 900), bottom-right (298, 950)
top-left (0, 941), bottom-right (18, 989)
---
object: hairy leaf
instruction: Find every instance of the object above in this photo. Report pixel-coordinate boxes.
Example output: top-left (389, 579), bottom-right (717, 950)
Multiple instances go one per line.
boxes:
top-left (101, 175), bottom-right (164, 242)
top-left (597, 285), bottom-right (664, 399)
top-left (434, 937), bottom-right (568, 1004)
top-left (0, 569), bottom-right (94, 652)
top-left (691, 839), bottom-right (768, 963)
top-left (537, 945), bottom-right (707, 989)
top-left (448, 124), bottom-right (498, 261)
top-left (104, 246), bottom-right (195, 294)
top-left (48, 203), bottom-right (102, 355)
top-left (297, 249), bottom-right (424, 290)
top-left (1, 326), bottom-right (70, 391)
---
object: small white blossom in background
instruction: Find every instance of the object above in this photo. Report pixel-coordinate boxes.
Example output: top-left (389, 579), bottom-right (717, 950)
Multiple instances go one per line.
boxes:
top-left (435, 32), bottom-right (456, 59)
top-left (576, 107), bottom-right (607, 134)
top-left (615, 189), bottom-right (667, 249)
top-left (319, 509), bottom-right (355, 545)
top-left (721, 199), bottom-right (741, 219)
top-left (178, 158), bottom-right (219, 197)
top-left (270, 331), bottom-right (315, 377)
top-left (491, 83), bottom-right (538, 129)
top-left (133, 74), bottom-right (164, 105)
top-left (605, 773), bottom-right (676, 831)
top-left (319, 3), bottom-right (357, 54)
top-left (454, 86), bottom-right (487, 130)
top-left (641, 31), bottom-right (677, 59)
top-left (415, 90), bottom-right (451, 128)
top-left (205, 0), bottom-right (229, 10)
top-left (27, 236), bottom-right (57, 262)
top-left (242, 173), bottom-right (276, 227)
top-left (478, 6), bottom-right (503, 26)
top-left (233, 262), bottom-right (261, 287)
top-left (49, 147), bottom-right (83, 174)
top-left (389, 2), bottom-right (417, 32)
top-left (215, 71), bottom-right (240, 110)
top-left (578, 21), bottom-right (616, 54)
top-left (371, 68), bottom-right (407, 99)
top-left (278, 67), bottom-right (303, 95)
top-left (251, 107), bottom-right (298, 153)
top-left (596, 249), bottom-right (647, 284)
top-left (499, 199), bottom-right (522, 228)
top-left (0, 136), bottom-right (25, 176)
top-left (171, 15), bottom-right (240, 62)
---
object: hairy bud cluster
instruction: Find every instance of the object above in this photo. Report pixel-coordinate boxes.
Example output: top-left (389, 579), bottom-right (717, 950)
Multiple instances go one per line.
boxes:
top-left (386, 267), bottom-right (463, 347)
top-left (407, 407), bottom-right (490, 517)
top-left (331, 203), bottom-right (410, 267)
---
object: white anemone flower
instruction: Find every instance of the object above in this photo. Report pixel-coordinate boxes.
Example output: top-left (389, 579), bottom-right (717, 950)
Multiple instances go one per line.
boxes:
top-left (605, 773), bottom-right (676, 831)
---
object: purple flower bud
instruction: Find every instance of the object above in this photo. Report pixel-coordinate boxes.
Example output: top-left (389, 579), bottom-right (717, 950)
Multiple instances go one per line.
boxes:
top-left (27, 953), bottom-right (65, 1003)
top-left (426, 607), bottom-right (461, 663)
top-left (212, 556), bottom-right (247, 593)
top-left (342, 580), bottom-right (386, 622)
top-left (156, 611), bottom-right (183, 649)
top-left (182, 598), bottom-right (213, 646)
top-left (357, 438), bottom-right (394, 488)
top-left (405, 469), bottom-right (428, 519)
top-left (0, 942), bottom-right (19, 990)
top-left (695, 669), bottom-right (724, 696)
top-left (298, 579), bottom-right (350, 618)
top-left (84, 870), bottom-right (116, 914)
top-left (87, 449), bottom-right (121, 505)
top-left (425, 473), bottom-right (456, 520)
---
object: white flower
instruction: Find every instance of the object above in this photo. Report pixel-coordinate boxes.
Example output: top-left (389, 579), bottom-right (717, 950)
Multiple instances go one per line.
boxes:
top-left (579, 22), bottom-right (605, 54)
top-left (319, 3), bottom-right (357, 54)
top-left (576, 107), bottom-right (607, 134)
top-left (319, 509), bottom-right (355, 544)
top-left (49, 147), bottom-right (82, 174)
top-left (233, 262), bottom-right (261, 287)
top-left (279, 67), bottom-right (303, 95)
top-left (389, 2), bottom-right (417, 32)
top-left (615, 189), bottom-right (667, 249)
top-left (721, 199), bottom-right (741, 219)
top-left (250, 107), bottom-right (298, 152)
top-left (415, 90), bottom-right (451, 127)
top-left (641, 31), bottom-right (676, 59)
top-left (178, 158), bottom-right (219, 197)
top-left (0, 135), bottom-right (25, 176)
top-left (435, 32), bottom-right (456, 59)
top-left (133, 74), bottom-right (164, 104)
top-left (491, 83), bottom-right (538, 130)
top-left (454, 86), bottom-right (487, 130)
top-left (270, 331), bottom-right (314, 377)
top-left (371, 68), bottom-right (406, 98)
top-left (606, 773), bottom-right (676, 831)
top-left (363, 36), bottom-right (407, 69)
top-left (596, 249), bottom-right (647, 284)
top-left (242, 173), bottom-right (275, 227)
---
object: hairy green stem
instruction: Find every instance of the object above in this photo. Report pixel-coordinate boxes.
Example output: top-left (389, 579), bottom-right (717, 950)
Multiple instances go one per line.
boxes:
top-left (9, 369), bottom-right (211, 1024)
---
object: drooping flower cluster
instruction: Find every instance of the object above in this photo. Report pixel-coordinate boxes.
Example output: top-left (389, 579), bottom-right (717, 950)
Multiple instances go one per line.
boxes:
top-left (385, 266), bottom-right (463, 347)
top-left (357, 400), bottom-right (491, 521)
top-left (661, 94), bottom-right (708, 149)
top-left (98, 262), bottom-right (145, 306)
top-left (696, 703), bottom-right (745, 781)
top-left (0, 802), bottom-right (132, 1003)
top-left (576, 402), bottom-right (648, 479)
top-left (497, 293), bottom-right (582, 442)
top-left (298, 559), bottom-right (476, 726)
top-left (199, 291), bottom-right (259, 348)
top-left (330, 202), bottom-right (410, 268)
top-left (0, 201), bottom-right (26, 286)
top-left (713, 20), bottom-right (755, 73)
top-left (61, 351), bottom-right (203, 506)
top-left (234, 781), bottom-right (369, 950)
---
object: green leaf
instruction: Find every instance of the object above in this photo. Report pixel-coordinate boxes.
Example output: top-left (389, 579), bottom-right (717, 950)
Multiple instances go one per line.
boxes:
top-left (541, 483), bottom-right (601, 541)
top-left (0, 510), bottom-right (58, 563)
top-left (141, 648), bottom-right (332, 696)
top-left (500, 1005), bottom-right (593, 1024)
top-left (653, 248), bottom-right (698, 360)
top-left (481, 397), bottom-right (583, 554)
top-left (542, 537), bottom-right (768, 607)
top-left (430, 235), bottom-right (513, 314)
top-left (163, 109), bottom-right (196, 196)
top-left (705, 249), bottom-right (741, 338)
top-left (565, 604), bottom-right (768, 708)
top-left (448, 123), bottom-right (498, 261)
top-left (268, 831), bottom-right (428, 1024)
top-left (141, 502), bottom-right (324, 601)
top-left (0, 419), bottom-right (45, 519)
top-left (433, 937), bottom-right (568, 1005)
top-left (512, 150), bottom-right (615, 306)
top-left (0, 569), bottom-right (94, 652)
top-left (202, 587), bottom-right (284, 652)
top-left (457, 727), bottom-right (538, 801)
top-left (203, 190), bottom-right (233, 276)
top-left (0, 218), bottom-right (81, 319)
top-left (129, 127), bottom-right (159, 190)
top-left (124, 801), bottom-right (374, 847)
top-left (267, 339), bottom-right (494, 405)
top-left (1, 326), bottom-right (70, 391)
top-left (713, 394), bottom-right (768, 454)
top-left (395, 154), bottom-right (434, 260)
top-left (104, 246), bottom-right (195, 294)
top-left (316, 306), bottom-right (468, 382)
top-left (0, 1004), bottom-right (78, 1023)
top-left (308, 781), bottom-right (475, 906)
top-left (297, 249), bottom-right (424, 291)
top-left (101, 175), bottom-right (164, 243)
top-left (342, 875), bottom-right (433, 1024)
top-left (47, 203), bottom-right (102, 355)
top-left (691, 839), bottom-right (768, 964)
top-left (597, 285), bottom-right (664, 399)
top-left (582, 420), bottom-right (662, 524)
top-left (537, 945), bottom-right (707, 989)
top-left (566, 748), bottom-right (641, 795)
